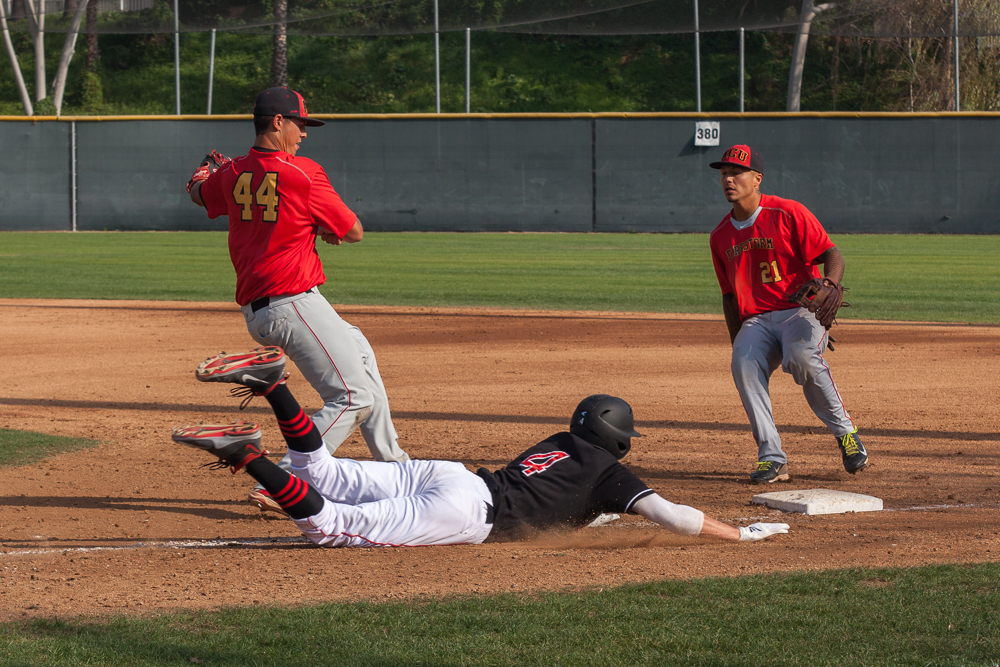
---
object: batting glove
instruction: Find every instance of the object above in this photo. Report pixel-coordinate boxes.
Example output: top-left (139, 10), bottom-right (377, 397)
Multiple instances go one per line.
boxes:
top-left (738, 522), bottom-right (790, 542)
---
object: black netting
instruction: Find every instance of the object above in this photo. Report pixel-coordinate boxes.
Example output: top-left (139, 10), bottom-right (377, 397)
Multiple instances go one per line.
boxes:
top-left (7, 0), bottom-right (1000, 38)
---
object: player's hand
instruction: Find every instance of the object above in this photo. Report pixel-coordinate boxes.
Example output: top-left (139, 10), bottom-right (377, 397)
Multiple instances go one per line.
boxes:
top-left (186, 150), bottom-right (231, 193)
top-left (738, 522), bottom-right (789, 542)
top-left (319, 231), bottom-right (343, 246)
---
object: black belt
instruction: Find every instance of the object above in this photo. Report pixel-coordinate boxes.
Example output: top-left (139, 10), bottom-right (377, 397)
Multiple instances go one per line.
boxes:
top-left (250, 288), bottom-right (314, 313)
top-left (485, 502), bottom-right (495, 525)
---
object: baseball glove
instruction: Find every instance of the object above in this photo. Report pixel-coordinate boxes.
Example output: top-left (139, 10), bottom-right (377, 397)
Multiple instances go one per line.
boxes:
top-left (186, 150), bottom-right (231, 193)
top-left (787, 277), bottom-right (850, 329)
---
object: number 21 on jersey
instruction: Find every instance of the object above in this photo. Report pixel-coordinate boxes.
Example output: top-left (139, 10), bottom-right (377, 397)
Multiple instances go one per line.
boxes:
top-left (233, 172), bottom-right (280, 223)
top-left (759, 260), bottom-right (783, 284)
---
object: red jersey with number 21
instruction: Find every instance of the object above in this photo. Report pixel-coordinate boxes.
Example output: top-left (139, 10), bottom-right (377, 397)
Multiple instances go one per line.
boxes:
top-left (200, 147), bottom-right (358, 306)
top-left (710, 193), bottom-right (834, 321)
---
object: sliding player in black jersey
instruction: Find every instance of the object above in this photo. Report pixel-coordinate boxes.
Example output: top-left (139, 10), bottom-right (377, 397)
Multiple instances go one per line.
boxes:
top-left (172, 347), bottom-right (789, 547)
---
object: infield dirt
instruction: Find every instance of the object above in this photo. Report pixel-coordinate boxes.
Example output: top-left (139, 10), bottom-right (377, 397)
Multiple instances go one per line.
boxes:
top-left (1, 299), bottom-right (998, 620)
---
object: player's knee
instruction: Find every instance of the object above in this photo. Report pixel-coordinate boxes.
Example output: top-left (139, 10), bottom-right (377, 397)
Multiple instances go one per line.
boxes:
top-left (782, 347), bottom-right (820, 385)
top-left (731, 350), bottom-right (766, 382)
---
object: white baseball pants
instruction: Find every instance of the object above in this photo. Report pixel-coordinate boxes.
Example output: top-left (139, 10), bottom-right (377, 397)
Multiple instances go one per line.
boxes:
top-left (287, 448), bottom-right (495, 548)
top-left (241, 288), bottom-right (409, 463)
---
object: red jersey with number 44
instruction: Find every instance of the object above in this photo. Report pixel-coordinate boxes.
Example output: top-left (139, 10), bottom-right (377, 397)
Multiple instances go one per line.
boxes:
top-left (200, 147), bottom-right (358, 306)
top-left (710, 193), bottom-right (834, 321)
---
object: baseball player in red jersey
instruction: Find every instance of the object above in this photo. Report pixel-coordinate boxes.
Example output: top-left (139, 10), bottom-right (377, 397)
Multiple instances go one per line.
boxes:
top-left (708, 144), bottom-right (868, 484)
top-left (188, 87), bottom-right (409, 512)
top-left (172, 347), bottom-right (789, 546)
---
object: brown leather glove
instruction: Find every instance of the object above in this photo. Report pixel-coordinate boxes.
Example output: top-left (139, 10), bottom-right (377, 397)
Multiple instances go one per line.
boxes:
top-left (186, 150), bottom-right (231, 193)
top-left (788, 278), bottom-right (849, 329)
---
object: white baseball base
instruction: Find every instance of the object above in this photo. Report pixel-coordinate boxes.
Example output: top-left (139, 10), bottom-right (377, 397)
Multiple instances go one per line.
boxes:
top-left (751, 488), bottom-right (883, 515)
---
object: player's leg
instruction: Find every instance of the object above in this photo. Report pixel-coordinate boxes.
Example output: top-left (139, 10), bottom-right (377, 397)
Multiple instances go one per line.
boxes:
top-left (262, 380), bottom-right (489, 537)
top-left (170, 423), bottom-right (325, 520)
top-left (262, 381), bottom-right (418, 504)
top-left (778, 308), bottom-right (867, 472)
top-left (344, 322), bottom-right (410, 463)
top-left (243, 290), bottom-right (375, 453)
top-left (290, 462), bottom-right (494, 548)
top-left (730, 313), bottom-right (789, 482)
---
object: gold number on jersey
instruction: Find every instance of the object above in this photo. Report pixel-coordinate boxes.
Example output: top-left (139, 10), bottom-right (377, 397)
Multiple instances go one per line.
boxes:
top-left (233, 172), bottom-right (254, 221)
top-left (759, 260), bottom-right (783, 284)
top-left (232, 171), bottom-right (281, 223)
top-left (255, 172), bottom-right (280, 222)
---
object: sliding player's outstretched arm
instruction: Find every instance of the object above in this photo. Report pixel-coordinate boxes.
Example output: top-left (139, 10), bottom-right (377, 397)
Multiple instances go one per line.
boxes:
top-left (632, 494), bottom-right (788, 542)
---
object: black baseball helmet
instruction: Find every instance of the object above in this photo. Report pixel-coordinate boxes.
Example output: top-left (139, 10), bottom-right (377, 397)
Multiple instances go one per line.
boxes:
top-left (569, 394), bottom-right (642, 460)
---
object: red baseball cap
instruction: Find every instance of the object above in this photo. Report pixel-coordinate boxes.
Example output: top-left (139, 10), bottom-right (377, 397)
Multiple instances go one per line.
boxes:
top-left (709, 144), bottom-right (764, 173)
top-left (253, 87), bottom-right (325, 127)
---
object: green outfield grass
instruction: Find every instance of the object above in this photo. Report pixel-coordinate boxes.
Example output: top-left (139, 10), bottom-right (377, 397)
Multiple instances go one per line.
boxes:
top-left (0, 429), bottom-right (99, 467)
top-left (1, 231), bottom-right (997, 323)
top-left (1, 563), bottom-right (998, 666)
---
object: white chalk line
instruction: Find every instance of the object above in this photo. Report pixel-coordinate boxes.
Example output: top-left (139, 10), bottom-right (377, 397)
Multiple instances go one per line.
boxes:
top-left (0, 503), bottom-right (992, 557)
top-left (0, 536), bottom-right (311, 558)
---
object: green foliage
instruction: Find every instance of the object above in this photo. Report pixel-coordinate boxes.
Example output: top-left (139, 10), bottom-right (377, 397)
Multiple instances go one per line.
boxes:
top-left (1, 564), bottom-right (999, 665)
top-left (0, 429), bottom-right (99, 467)
top-left (0, 19), bottom-right (985, 115)
top-left (80, 69), bottom-right (103, 113)
top-left (0, 231), bottom-right (997, 324)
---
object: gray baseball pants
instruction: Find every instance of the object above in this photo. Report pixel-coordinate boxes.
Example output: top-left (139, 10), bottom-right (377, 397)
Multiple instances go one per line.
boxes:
top-left (241, 288), bottom-right (410, 466)
top-left (731, 307), bottom-right (854, 464)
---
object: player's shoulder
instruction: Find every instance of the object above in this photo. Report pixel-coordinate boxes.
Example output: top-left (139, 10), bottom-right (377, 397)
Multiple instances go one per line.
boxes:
top-left (760, 193), bottom-right (814, 218)
top-left (709, 212), bottom-right (734, 239)
top-left (283, 154), bottom-right (324, 173)
top-left (519, 432), bottom-right (591, 460)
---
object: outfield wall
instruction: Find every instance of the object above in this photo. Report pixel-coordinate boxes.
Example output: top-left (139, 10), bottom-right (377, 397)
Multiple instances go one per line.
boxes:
top-left (1, 113), bottom-right (997, 234)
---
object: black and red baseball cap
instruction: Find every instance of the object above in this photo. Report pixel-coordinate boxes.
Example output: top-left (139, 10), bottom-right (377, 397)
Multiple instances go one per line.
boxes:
top-left (253, 87), bottom-right (325, 127)
top-left (709, 144), bottom-right (764, 173)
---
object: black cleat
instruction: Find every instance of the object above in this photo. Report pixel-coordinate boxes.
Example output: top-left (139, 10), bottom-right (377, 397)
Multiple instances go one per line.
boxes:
top-left (749, 460), bottom-right (790, 485)
top-left (837, 429), bottom-right (869, 474)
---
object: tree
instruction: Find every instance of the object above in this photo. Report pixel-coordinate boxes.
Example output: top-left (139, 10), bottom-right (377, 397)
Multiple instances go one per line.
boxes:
top-left (787, 0), bottom-right (835, 111)
top-left (0, 0), bottom-right (33, 114)
top-left (271, 0), bottom-right (288, 87)
top-left (24, 0), bottom-right (45, 104)
top-left (82, 0), bottom-right (101, 111)
top-left (52, 0), bottom-right (90, 114)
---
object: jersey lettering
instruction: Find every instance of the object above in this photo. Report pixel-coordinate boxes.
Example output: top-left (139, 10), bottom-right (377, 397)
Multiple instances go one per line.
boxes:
top-left (519, 451), bottom-right (570, 476)
top-left (725, 237), bottom-right (774, 261)
top-left (232, 171), bottom-right (281, 223)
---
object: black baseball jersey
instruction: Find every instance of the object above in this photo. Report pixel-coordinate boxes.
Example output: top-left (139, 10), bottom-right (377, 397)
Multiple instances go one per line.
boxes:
top-left (476, 432), bottom-right (654, 541)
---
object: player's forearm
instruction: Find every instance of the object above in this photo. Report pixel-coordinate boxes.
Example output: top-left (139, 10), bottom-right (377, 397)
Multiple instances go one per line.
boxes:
top-left (342, 219), bottom-right (364, 243)
top-left (721, 293), bottom-right (742, 344)
top-left (698, 516), bottom-right (741, 541)
top-left (189, 181), bottom-right (205, 207)
top-left (817, 246), bottom-right (845, 283)
top-left (632, 494), bottom-right (705, 537)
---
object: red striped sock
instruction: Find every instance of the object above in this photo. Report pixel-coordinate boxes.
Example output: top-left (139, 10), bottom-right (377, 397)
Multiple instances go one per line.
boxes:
top-left (265, 385), bottom-right (323, 453)
top-left (244, 458), bottom-right (324, 519)
top-left (277, 408), bottom-right (322, 452)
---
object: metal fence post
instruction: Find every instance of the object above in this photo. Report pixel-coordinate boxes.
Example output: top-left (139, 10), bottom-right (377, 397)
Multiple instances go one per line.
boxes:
top-left (739, 27), bottom-right (745, 112)
top-left (954, 0), bottom-right (960, 111)
top-left (434, 0), bottom-right (440, 113)
top-left (465, 27), bottom-right (470, 114)
top-left (173, 0), bottom-right (180, 115)
top-left (207, 28), bottom-right (216, 115)
top-left (70, 120), bottom-right (77, 232)
top-left (694, 0), bottom-right (701, 112)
